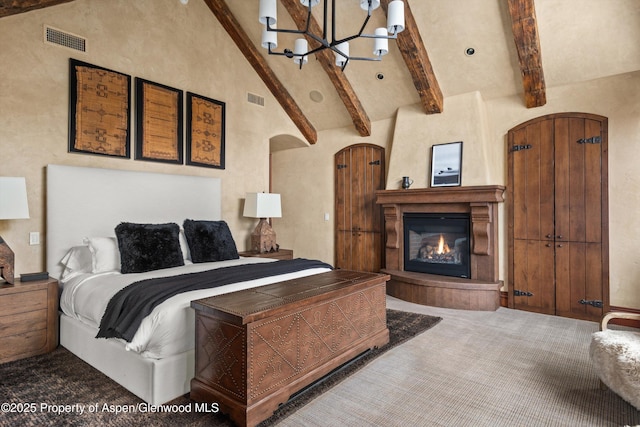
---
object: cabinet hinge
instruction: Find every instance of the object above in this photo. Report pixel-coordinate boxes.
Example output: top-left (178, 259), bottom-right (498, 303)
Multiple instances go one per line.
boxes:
top-left (514, 289), bottom-right (533, 297)
top-left (579, 299), bottom-right (603, 308)
top-left (510, 144), bottom-right (532, 153)
top-left (337, 164), bottom-right (348, 170)
top-left (577, 136), bottom-right (601, 144)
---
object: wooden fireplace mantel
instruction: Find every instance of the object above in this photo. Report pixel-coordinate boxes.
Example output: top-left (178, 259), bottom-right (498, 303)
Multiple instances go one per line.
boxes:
top-left (375, 185), bottom-right (505, 311)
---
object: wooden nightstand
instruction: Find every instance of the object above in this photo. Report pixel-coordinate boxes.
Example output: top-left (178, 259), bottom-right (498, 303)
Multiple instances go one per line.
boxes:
top-left (238, 248), bottom-right (293, 260)
top-left (0, 277), bottom-right (58, 364)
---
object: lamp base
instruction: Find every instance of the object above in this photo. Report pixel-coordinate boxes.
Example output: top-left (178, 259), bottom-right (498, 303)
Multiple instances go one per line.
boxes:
top-left (250, 218), bottom-right (279, 253)
top-left (0, 236), bottom-right (15, 285)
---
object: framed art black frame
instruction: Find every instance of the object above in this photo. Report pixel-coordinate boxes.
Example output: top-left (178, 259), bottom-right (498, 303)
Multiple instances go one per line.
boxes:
top-left (68, 58), bottom-right (131, 158)
top-left (186, 92), bottom-right (226, 169)
top-left (135, 77), bottom-right (183, 164)
top-left (430, 141), bottom-right (463, 187)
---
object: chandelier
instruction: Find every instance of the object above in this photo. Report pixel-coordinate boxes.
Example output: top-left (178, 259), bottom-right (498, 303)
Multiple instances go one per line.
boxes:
top-left (258, 0), bottom-right (405, 70)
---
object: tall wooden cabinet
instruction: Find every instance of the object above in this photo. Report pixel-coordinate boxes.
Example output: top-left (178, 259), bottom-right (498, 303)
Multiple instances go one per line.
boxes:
top-left (335, 144), bottom-right (385, 272)
top-left (507, 113), bottom-right (609, 321)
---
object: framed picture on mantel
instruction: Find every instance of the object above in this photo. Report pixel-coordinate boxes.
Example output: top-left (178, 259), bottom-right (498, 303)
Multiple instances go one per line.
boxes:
top-left (430, 141), bottom-right (463, 187)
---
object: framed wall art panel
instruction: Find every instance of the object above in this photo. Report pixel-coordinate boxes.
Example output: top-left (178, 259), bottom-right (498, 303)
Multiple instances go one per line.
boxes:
top-left (430, 141), bottom-right (463, 187)
top-left (68, 59), bottom-right (131, 158)
top-left (135, 78), bottom-right (183, 164)
top-left (186, 92), bottom-right (225, 169)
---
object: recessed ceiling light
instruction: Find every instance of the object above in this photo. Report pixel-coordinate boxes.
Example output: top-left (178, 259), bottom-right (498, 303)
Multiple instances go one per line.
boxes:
top-left (465, 47), bottom-right (475, 56)
top-left (180, 0), bottom-right (188, 4)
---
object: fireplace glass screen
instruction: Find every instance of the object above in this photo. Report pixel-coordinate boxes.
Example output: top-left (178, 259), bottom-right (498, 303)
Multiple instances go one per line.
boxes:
top-left (403, 213), bottom-right (471, 278)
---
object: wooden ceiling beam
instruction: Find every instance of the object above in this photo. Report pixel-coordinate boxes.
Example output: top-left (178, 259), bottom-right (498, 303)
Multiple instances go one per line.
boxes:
top-left (0, 0), bottom-right (74, 18)
top-left (507, 0), bottom-right (546, 108)
top-left (279, 0), bottom-right (371, 137)
top-left (381, 0), bottom-right (443, 114)
top-left (203, 0), bottom-right (317, 144)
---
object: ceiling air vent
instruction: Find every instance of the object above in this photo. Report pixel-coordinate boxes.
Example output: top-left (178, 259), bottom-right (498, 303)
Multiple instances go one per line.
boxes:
top-left (44, 25), bottom-right (86, 52)
top-left (247, 92), bottom-right (265, 107)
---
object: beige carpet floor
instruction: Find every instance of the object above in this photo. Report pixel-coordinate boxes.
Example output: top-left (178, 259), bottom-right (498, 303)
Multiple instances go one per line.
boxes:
top-left (275, 296), bottom-right (640, 427)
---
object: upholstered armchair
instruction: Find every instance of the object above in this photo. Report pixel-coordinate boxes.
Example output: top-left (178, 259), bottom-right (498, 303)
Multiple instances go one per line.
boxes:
top-left (589, 312), bottom-right (640, 410)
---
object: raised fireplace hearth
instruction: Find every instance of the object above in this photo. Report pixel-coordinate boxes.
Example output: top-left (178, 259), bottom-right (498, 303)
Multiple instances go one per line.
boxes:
top-left (375, 186), bottom-right (505, 311)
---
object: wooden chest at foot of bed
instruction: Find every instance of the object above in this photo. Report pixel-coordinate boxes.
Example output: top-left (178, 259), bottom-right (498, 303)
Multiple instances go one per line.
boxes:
top-left (190, 269), bottom-right (390, 427)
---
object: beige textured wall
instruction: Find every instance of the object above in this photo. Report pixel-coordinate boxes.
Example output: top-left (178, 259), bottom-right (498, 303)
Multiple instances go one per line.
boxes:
top-left (273, 72), bottom-right (640, 310)
top-left (0, 0), bottom-right (300, 276)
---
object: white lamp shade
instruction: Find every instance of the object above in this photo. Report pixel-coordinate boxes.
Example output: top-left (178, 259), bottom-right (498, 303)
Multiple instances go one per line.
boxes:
top-left (0, 177), bottom-right (29, 219)
top-left (360, 0), bottom-right (380, 11)
top-left (300, 0), bottom-right (320, 7)
top-left (373, 27), bottom-right (389, 56)
top-left (293, 38), bottom-right (308, 65)
top-left (261, 25), bottom-right (278, 49)
top-left (243, 193), bottom-right (282, 218)
top-left (334, 41), bottom-right (349, 67)
top-left (259, 0), bottom-right (277, 26)
top-left (387, 0), bottom-right (405, 34)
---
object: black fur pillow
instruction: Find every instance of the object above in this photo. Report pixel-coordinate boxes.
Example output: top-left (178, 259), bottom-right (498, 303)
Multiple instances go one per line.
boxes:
top-left (115, 222), bottom-right (184, 274)
top-left (183, 219), bottom-right (239, 263)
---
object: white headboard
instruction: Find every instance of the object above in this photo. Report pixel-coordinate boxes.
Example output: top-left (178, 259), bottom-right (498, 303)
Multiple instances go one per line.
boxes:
top-left (46, 164), bottom-right (221, 280)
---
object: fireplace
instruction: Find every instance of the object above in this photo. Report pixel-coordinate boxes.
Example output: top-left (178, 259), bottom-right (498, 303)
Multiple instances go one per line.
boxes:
top-left (375, 186), bottom-right (505, 311)
top-left (404, 213), bottom-right (470, 278)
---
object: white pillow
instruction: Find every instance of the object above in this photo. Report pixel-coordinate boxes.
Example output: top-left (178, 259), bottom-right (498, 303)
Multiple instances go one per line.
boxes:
top-left (59, 245), bottom-right (93, 281)
top-left (83, 237), bottom-right (121, 273)
top-left (179, 228), bottom-right (192, 262)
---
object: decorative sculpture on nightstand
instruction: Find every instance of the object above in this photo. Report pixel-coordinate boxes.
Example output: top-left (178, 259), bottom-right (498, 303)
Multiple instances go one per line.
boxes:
top-left (243, 192), bottom-right (282, 253)
top-left (0, 177), bottom-right (30, 285)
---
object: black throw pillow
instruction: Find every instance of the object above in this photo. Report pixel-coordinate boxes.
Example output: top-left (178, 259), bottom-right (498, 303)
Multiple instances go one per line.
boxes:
top-left (183, 219), bottom-right (239, 263)
top-left (115, 222), bottom-right (184, 274)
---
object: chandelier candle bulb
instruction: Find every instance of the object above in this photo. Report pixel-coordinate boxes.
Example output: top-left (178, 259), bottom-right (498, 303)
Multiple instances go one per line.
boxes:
top-left (293, 38), bottom-right (308, 65)
top-left (387, 0), bottom-right (405, 34)
top-left (373, 27), bottom-right (389, 56)
top-left (360, 0), bottom-right (381, 11)
top-left (261, 25), bottom-right (277, 49)
top-left (258, 0), bottom-right (277, 25)
top-left (335, 41), bottom-right (349, 67)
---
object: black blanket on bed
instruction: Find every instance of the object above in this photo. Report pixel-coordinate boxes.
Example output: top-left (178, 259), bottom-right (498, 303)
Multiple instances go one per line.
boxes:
top-left (96, 258), bottom-right (332, 342)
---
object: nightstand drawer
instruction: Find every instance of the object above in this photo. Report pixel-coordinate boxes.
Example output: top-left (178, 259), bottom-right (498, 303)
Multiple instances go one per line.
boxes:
top-left (0, 329), bottom-right (48, 361)
top-left (0, 278), bottom-right (59, 364)
top-left (0, 309), bottom-right (48, 338)
top-left (0, 289), bottom-right (48, 317)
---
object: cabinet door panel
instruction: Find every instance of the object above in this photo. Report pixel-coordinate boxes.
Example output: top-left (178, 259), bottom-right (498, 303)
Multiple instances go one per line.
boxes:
top-left (513, 239), bottom-right (555, 314)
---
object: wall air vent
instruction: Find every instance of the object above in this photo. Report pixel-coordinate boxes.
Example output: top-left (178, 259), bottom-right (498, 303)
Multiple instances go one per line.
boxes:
top-left (44, 26), bottom-right (86, 52)
top-left (247, 92), bottom-right (265, 107)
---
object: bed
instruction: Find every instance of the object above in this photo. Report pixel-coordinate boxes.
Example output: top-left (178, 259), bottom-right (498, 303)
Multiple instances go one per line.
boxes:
top-left (46, 164), bottom-right (332, 406)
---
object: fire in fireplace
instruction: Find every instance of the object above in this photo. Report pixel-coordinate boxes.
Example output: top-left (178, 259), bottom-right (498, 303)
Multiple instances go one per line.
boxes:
top-left (403, 213), bottom-right (471, 278)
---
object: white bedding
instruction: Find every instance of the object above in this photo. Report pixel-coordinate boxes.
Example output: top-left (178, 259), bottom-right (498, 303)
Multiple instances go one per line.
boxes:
top-left (60, 257), bottom-right (331, 359)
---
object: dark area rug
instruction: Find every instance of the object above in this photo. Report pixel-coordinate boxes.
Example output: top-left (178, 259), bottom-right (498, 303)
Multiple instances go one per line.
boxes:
top-left (0, 309), bottom-right (441, 427)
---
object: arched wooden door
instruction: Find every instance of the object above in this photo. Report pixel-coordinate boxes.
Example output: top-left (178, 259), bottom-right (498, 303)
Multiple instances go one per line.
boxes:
top-left (507, 113), bottom-right (609, 321)
top-left (335, 144), bottom-right (385, 272)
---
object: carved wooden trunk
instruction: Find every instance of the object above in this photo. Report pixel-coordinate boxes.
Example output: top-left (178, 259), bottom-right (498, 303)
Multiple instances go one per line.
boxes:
top-left (190, 269), bottom-right (390, 427)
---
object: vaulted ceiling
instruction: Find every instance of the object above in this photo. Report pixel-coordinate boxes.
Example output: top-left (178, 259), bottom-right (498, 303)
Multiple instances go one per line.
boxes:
top-left (2, 0), bottom-right (640, 145)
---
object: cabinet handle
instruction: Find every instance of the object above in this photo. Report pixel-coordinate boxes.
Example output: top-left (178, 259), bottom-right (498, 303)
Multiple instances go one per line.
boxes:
top-left (546, 234), bottom-right (553, 238)
top-left (557, 244), bottom-right (563, 248)
top-left (545, 243), bottom-right (552, 247)
top-left (557, 235), bottom-right (563, 239)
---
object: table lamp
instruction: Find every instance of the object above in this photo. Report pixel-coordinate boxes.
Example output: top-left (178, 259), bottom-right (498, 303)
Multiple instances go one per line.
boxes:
top-left (243, 192), bottom-right (282, 253)
top-left (0, 177), bottom-right (30, 284)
